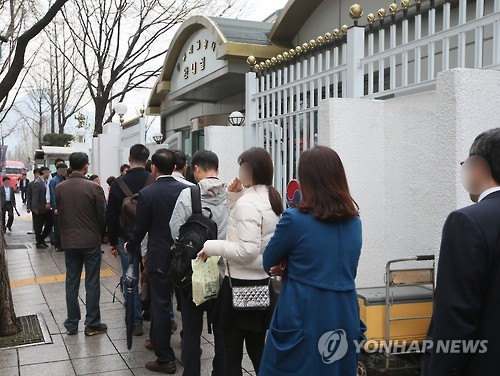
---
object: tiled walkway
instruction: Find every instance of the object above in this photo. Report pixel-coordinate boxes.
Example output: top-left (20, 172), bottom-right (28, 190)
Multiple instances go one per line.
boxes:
top-left (0, 198), bottom-right (256, 375)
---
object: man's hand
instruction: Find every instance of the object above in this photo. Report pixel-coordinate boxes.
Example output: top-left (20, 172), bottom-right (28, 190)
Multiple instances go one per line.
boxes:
top-left (109, 245), bottom-right (119, 257)
top-left (142, 256), bottom-right (147, 267)
top-left (54, 210), bottom-right (58, 215)
top-left (45, 203), bottom-right (51, 210)
top-left (33, 209), bottom-right (39, 215)
top-left (27, 209), bottom-right (31, 213)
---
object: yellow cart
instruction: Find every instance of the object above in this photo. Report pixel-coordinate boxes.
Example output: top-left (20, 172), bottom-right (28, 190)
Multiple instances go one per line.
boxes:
top-left (357, 255), bottom-right (435, 375)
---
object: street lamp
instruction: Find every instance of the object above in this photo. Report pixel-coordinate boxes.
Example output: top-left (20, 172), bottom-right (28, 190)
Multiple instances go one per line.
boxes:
top-left (152, 132), bottom-right (163, 144)
top-left (114, 102), bottom-right (128, 124)
top-left (228, 111), bottom-right (245, 126)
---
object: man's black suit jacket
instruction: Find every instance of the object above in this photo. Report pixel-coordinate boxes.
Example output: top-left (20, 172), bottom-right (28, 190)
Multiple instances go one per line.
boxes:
top-left (127, 176), bottom-right (187, 273)
top-left (422, 190), bottom-right (500, 375)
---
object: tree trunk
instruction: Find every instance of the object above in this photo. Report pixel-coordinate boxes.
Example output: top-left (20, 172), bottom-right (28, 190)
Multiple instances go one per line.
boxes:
top-left (0, 231), bottom-right (21, 336)
top-left (93, 97), bottom-right (108, 136)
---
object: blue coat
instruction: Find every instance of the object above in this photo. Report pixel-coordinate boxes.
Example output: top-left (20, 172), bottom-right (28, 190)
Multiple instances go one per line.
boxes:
top-left (260, 207), bottom-right (364, 376)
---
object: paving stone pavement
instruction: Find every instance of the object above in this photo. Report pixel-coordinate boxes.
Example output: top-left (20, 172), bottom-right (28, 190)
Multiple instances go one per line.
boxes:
top-left (0, 196), bottom-right (257, 376)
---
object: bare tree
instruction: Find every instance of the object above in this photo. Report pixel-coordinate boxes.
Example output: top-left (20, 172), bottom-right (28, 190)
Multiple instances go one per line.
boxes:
top-left (0, 0), bottom-right (68, 337)
top-left (61, 0), bottom-right (247, 136)
top-left (43, 17), bottom-right (88, 134)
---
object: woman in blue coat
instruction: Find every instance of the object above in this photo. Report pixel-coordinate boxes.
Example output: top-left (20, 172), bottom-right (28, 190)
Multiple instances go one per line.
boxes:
top-left (260, 146), bottom-right (365, 375)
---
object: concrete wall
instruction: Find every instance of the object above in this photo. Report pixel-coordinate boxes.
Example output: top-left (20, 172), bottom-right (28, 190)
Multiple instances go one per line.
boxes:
top-left (204, 126), bottom-right (244, 184)
top-left (319, 68), bottom-right (500, 287)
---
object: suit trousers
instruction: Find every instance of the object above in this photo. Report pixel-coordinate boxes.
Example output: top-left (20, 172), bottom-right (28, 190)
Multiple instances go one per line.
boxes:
top-left (2, 202), bottom-right (14, 230)
top-left (148, 271), bottom-right (176, 363)
top-left (179, 289), bottom-right (224, 376)
top-left (32, 210), bottom-right (54, 244)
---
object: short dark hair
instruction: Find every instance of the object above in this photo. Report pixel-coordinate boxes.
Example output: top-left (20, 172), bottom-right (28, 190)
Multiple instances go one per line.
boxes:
top-left (297, 146), bottom-right (359, 221)
top-left (129, 144), bottom-right (149, 163)
top-left (39, 166), bottom-right (50, 173)
top-left (33, 168), bottom-right (40, 175)
top-left (88, 174), bottom-right (99, 181)
top-left (120, 164), bottom-right (130, 173)
top-left (57, 163), bottom-right (68, 169)
top-left (69, 152), bottom-right (89, 171)
top-left (54, 158), bottom-right (64, 167)
top-left (151, 149), bottom-right (175, 175)
top-left (470, 128), bottom-right (500, 184)
top-left (173, 149), bottom-right (187, 171)
top-left (238, 147), bottom-right (283, 216)
top-left (191, 150), bottom-right (219, 171)
top-left (106, 176), bottom-right (116, 186)
top-left (3, 176), bottom-right (10, 181)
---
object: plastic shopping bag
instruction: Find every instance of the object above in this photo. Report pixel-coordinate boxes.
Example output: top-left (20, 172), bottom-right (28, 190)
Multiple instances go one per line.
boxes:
top-left (192, 256), bottom-right (220, 306)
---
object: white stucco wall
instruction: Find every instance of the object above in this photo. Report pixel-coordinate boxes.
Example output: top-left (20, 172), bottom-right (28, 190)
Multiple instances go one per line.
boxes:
top-left (204, 126), bottom-right (244, 185)
top-left (319, 68), bottom-right (500, 288)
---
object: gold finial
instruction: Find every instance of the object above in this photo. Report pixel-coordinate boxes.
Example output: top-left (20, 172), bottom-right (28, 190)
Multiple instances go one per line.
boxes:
top-left (389, 3), bottom-right (398, 14)
top-left (254, 65), bottom-right (260, 71)
top-left (317, 35), bottom-right (324, 45)
top-left (325, 32), bottom-right (332, 41)
top-left (247, 55), bottom-right (256, 66)
top-left (349, 4), bottom-right (363, 22)
top-left (259, 62), bottom-right (266, 69)
top-left (415, 0), bottom-right (421, 3)
top-left (283, 51), bottom-right (290, 60)
top-left (401, 0), bottom-right (410, 10)
top-left (277, 54), bottom-right (283, 62)
top-left (333, 28), bottom-right (340, 38)
top-left (309, 39), bottom-right (317, 48)
top-left (341, 25), bottom-right (348, 34)
top-left (289, 48), bottom-right (296, 57)
top-left (271, 57), bottom-right (277, 65)
top-left (302, 42), bottom-right (309, 51)
top-left (367, 13), bottom-right (375, 24)
top-left (378, 8), bottom-right (386, 19)
top-left (265, 59), bottom-right (271, 67)
top-left (296, 46), bottom-right (303, 54)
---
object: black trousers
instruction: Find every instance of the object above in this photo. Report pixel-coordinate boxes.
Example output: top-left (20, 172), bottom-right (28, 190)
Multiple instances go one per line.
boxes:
top-left (53, 213), bottom-right (61, 248)
top-left (2, 202), bottom-right (13, 230)
top-left (223, 327), bottom-right (266, 376)
top-left (20, 189), bottom-right (27, 203)
top-left (179, 289), bottom-right (224, 376)
top-left (148, 271), bottom-right (176, 363)
top-left (32, 210), bottom-right (53, 244)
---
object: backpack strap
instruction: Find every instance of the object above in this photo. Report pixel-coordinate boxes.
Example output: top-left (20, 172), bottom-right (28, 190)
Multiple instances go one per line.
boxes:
top-left (116, 177), bottom-right (134, 198)
top-left (144, 173), bottom-right (156, 187)
top-left (190, 185), bottom-right (202, 215)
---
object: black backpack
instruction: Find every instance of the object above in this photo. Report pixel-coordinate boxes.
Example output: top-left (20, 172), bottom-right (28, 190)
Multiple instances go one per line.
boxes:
top-left (169, 185), bottom-right (218, 289)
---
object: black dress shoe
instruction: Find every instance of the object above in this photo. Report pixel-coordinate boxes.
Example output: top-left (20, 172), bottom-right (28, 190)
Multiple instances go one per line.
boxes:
top-left (36, 243), bottom-right (48, 249)
top-left (145, 360), bottom-right (176, 374)
top-left (43, 242), bottom-right (50, 247)
top-left (8, 226), bottom-right (12, 232)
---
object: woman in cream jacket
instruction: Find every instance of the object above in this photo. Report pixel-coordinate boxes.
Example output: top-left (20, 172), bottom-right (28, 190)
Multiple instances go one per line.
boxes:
top-left (198, 147), bottom-right (283, 376)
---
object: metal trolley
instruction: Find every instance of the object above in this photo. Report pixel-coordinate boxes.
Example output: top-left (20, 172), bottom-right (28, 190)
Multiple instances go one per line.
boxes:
top-left (357, 255), bottom-right (435, 375)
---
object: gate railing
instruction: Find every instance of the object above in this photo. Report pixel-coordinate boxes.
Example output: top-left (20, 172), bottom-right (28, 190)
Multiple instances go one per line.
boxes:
top-left (244, 0), bottom-right (500, 199)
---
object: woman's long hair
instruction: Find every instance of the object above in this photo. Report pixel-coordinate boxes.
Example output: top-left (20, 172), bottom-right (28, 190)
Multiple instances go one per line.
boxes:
top-left (296, 146), bottom-right (359, 221)
top-left (238, 147), bottom-right (284, 216)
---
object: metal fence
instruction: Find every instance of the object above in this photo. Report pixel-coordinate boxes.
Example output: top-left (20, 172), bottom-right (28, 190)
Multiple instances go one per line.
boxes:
top-left (245, 0), bottom-right (500, 200)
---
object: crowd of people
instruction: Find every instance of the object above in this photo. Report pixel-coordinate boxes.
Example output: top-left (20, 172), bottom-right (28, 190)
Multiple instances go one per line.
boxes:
top-left (17, 126), bottom-right (500, 375)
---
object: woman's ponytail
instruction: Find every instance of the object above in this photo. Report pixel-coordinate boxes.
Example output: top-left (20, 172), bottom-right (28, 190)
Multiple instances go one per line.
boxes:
top-left (269, 186), bottom-right (284, 216)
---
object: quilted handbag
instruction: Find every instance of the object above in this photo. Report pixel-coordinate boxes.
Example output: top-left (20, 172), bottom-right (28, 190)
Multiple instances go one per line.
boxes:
top-left (227, 261), bottom-right (271, 310)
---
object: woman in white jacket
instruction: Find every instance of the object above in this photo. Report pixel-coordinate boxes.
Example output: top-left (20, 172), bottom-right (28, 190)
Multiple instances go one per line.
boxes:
top-left (198, 147), bottom-right (283, 376)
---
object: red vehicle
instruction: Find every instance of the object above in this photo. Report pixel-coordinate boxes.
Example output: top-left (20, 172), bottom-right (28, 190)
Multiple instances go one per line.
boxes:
top-left (3, 161), bottom-right (26, 192)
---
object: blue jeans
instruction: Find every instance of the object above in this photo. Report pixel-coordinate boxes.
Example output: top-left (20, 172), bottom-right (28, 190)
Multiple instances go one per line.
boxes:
top-left (64, 246), bottom-right (102, 331)
top-left (119, 238), bottom-right (143, 325)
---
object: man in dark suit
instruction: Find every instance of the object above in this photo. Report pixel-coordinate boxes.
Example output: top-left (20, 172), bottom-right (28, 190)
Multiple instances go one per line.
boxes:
top-left (421, 128), bottom-right (500, 375)
top-left (32, 166), bottom-right (54, 248)
top-left (125, 149), bottom-right (187, 374)
top-left (1, 176), bottom-right (16, 232)
top-left (19, 173), bottom-right (29, 204)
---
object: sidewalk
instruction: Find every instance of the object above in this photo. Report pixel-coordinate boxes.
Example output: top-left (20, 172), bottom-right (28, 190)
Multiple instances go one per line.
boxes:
top-left (0, 198), bottom-right (256, 376)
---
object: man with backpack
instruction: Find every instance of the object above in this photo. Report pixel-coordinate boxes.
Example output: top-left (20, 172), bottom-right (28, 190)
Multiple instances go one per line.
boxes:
top-left (169, 150), bottom-right (228, 376)
top-left (107, 144), bottom-right (151, 337)
top-left (125, 149), bottom-right (187, 374)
